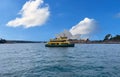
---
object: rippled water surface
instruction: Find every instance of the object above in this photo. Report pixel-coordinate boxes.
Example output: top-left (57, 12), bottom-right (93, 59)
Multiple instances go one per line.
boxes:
top-left (0, 44), bottom-right (120, 77)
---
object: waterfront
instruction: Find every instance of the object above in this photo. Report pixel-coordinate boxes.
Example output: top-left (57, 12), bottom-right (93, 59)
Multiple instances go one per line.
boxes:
top-left (0, 44), bottom-right (120, 77)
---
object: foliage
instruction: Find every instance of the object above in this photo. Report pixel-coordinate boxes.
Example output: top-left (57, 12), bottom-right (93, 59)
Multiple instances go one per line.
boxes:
top-left (104, 34), bottom-right (112, 41)
top-left (104, 34), bottom-right (120, 41)
top-left (110, 35), bottom-right (120, 41)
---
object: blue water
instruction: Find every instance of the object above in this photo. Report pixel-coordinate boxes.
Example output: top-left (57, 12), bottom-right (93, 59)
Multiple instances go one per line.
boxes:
top-left (0, 44), bottom-right (120, 77)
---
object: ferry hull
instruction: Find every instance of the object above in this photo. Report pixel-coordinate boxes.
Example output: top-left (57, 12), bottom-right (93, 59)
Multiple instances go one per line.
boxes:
top-left (45, 44), bottom-right (74, 47)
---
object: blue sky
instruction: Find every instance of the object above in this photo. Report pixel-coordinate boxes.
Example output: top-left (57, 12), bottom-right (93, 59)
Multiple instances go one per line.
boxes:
top-left (0, 0), bottom-right (120, 41)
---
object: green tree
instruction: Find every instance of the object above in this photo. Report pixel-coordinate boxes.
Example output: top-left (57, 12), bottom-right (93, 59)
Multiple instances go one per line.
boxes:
top-left (110, 35), bottom-right (120, 41)
top-left (104, 34), bottom-right (112, 41)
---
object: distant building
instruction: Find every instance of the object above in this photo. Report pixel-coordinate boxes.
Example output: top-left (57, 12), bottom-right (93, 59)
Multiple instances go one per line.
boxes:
top-left (69, 38), bottom-right (89, 43)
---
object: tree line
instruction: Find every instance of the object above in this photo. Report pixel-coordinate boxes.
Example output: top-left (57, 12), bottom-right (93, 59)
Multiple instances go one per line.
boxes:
top-left (104, 34), bottom-right (120, 41)
top-left (0, 38), bottom-right (6, 43)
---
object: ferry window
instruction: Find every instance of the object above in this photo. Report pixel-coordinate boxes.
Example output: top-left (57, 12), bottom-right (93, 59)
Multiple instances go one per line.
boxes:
top-left (61, 43), bottom-right (68, 45)
top-left (51, 43), bottom-right (55, 45)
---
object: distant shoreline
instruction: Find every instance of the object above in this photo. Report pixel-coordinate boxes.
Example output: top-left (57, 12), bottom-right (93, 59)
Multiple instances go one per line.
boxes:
top-left (1, 39), bottom-right (120, 44)
top-left (71, 41), bottom-right (120, 44)
top-left (77, 42), bottom-right (120, 44)
top-left (1, 41), bottom-right (120, 44)
top-left (0, 40), bottom-right (46, 44)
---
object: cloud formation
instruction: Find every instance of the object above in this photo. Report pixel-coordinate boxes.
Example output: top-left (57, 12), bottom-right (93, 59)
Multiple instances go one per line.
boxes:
top-left (56, 18), bottom-right (97, 39)
top-left (7, 0), bottom-right (50, 28)
top-left (70, 18), bottom-right (97, 35)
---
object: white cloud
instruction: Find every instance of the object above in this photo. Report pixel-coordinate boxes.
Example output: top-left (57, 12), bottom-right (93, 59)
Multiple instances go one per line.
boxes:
top-left (56, 18), bottom-right (97, 39)
top-left (70, 18), bottom-right (97, 35)
top-left (6, 0), bottom-right (50, 28)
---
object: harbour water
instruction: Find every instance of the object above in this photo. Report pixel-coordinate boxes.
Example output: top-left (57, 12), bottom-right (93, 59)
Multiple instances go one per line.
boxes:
top-left (0, 44), bottom-right (120, 77)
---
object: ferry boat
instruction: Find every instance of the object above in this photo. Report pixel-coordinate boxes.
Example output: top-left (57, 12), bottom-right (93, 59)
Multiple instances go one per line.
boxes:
top-left (45, 36), bottom-right (74, 47)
